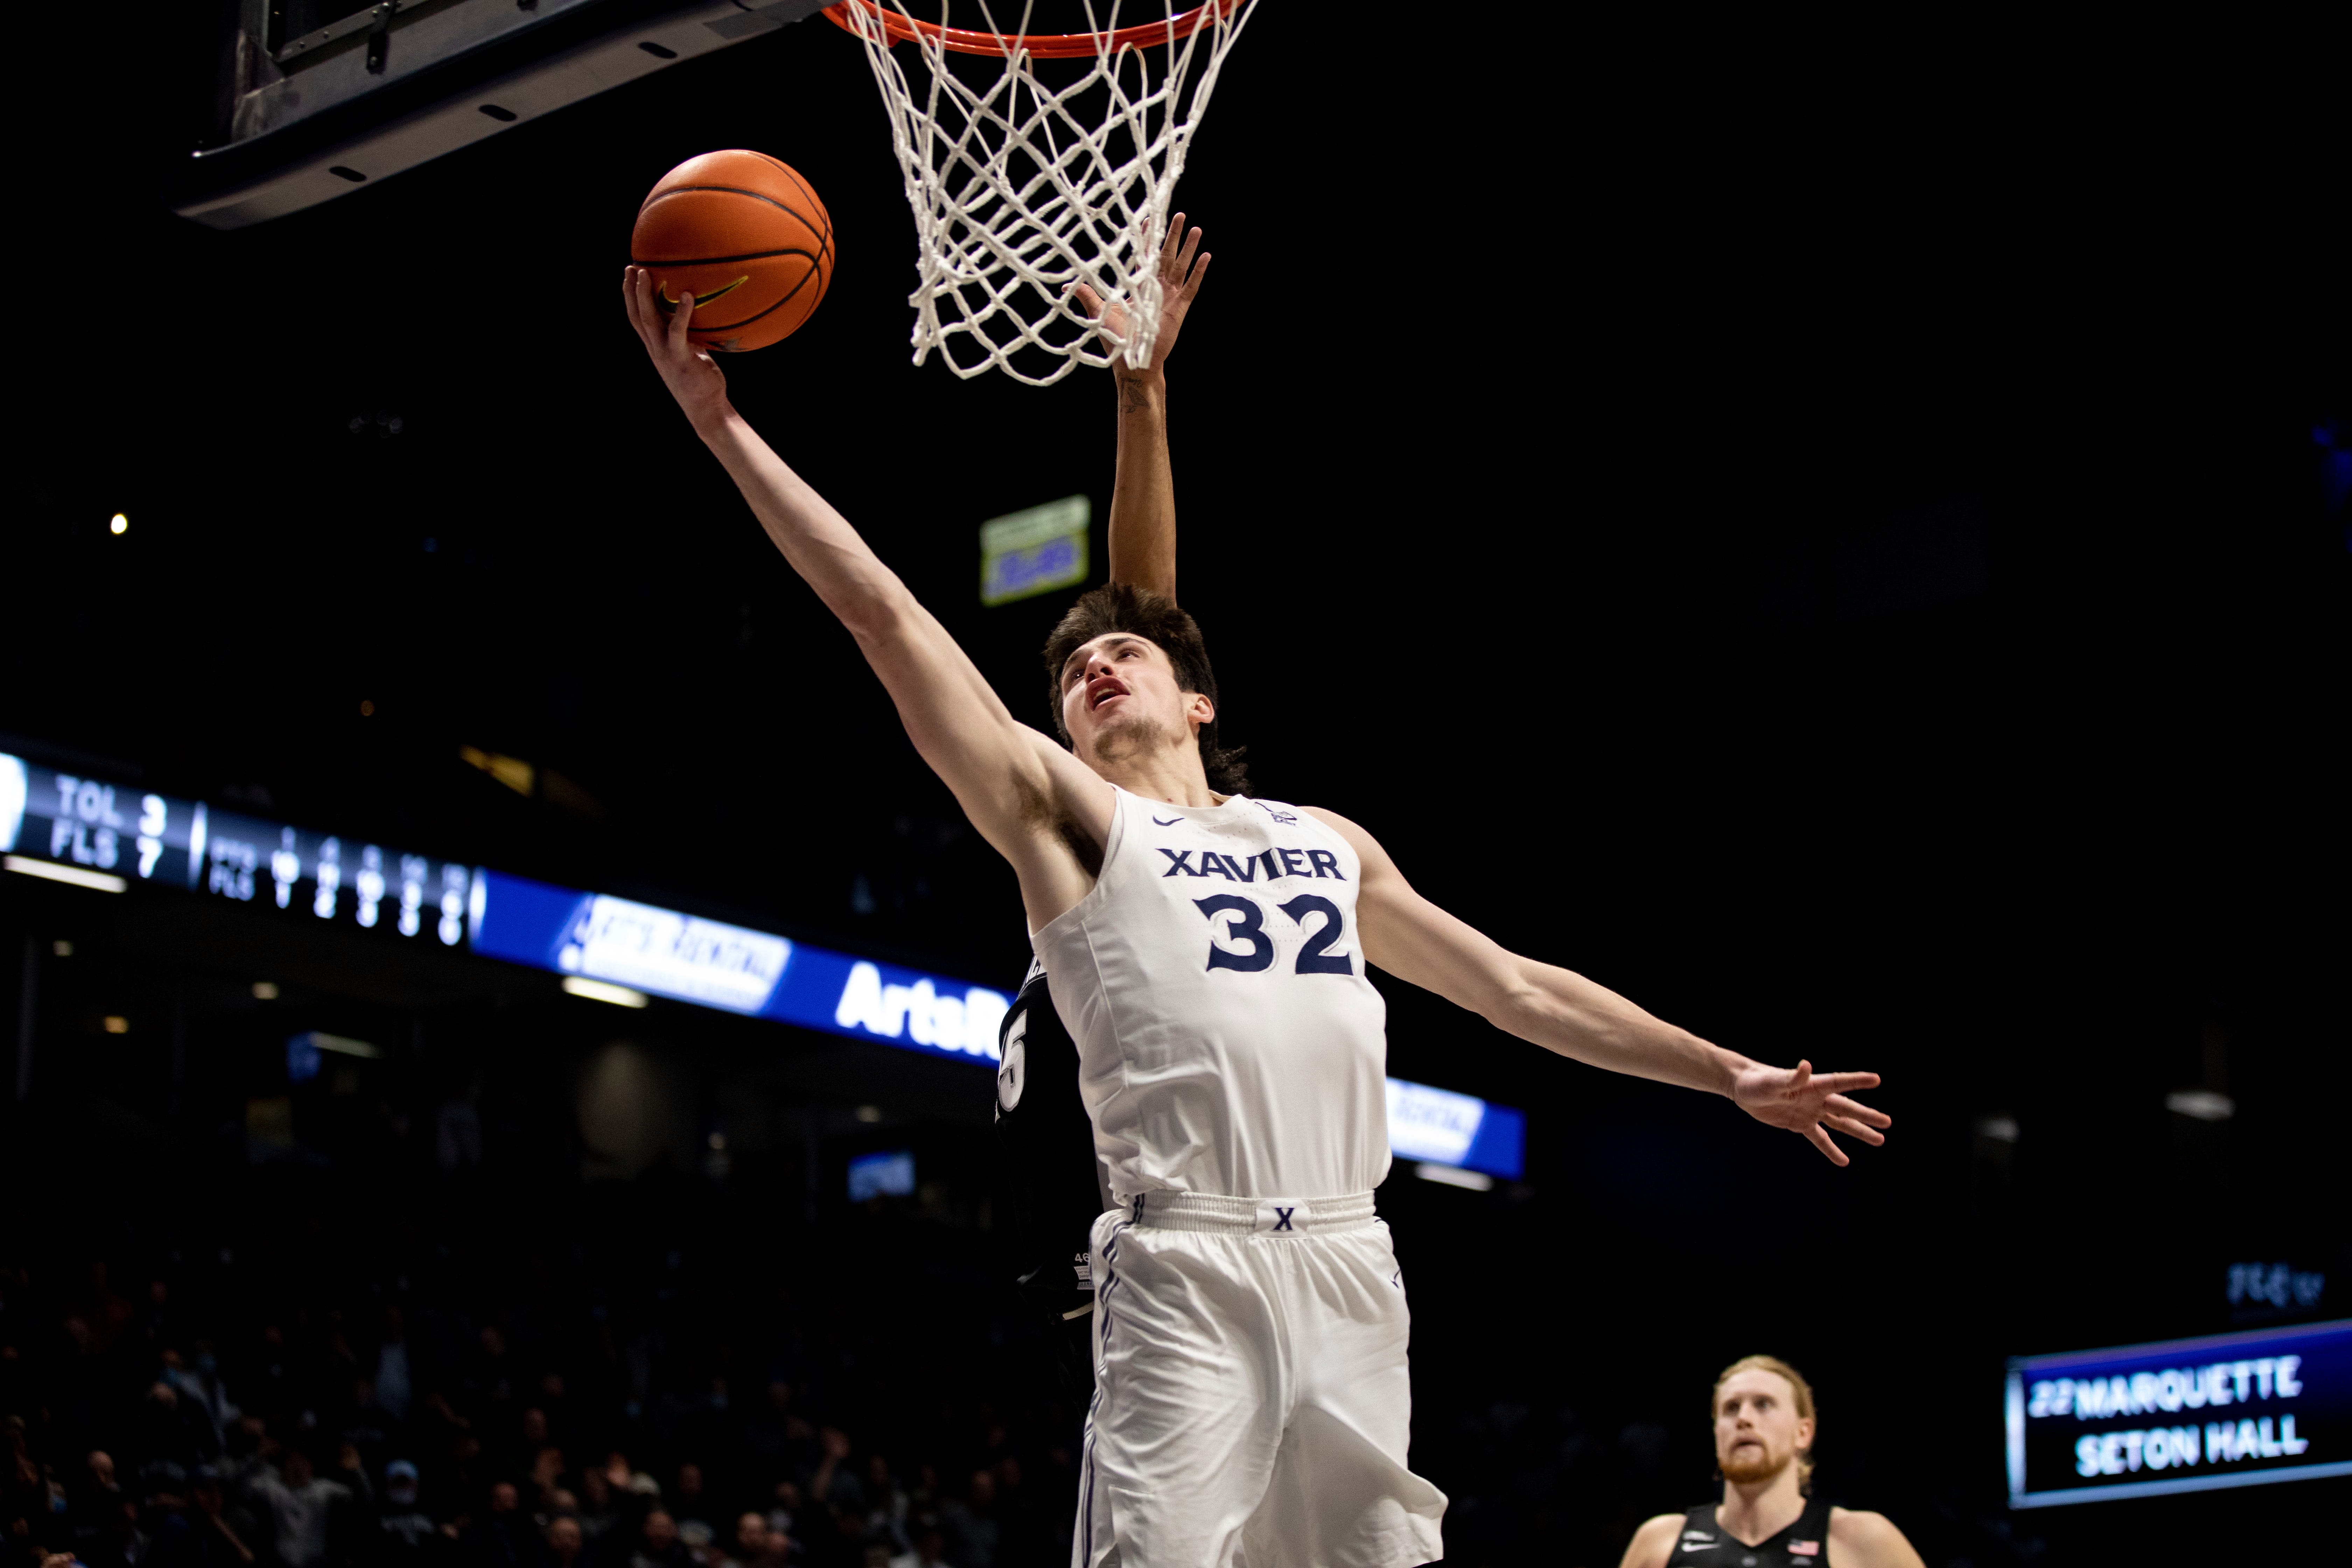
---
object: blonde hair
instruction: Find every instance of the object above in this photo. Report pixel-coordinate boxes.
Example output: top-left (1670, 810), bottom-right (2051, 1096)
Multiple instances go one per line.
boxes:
top-left (1713, 1353), bottom-right (1818, 1494)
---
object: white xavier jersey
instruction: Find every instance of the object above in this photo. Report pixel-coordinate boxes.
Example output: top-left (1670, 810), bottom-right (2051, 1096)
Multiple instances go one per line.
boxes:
top-left (1031, 786), bottom-right (1391, 1200)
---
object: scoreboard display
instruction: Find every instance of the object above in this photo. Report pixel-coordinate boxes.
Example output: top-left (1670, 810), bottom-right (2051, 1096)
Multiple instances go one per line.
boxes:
top-left (2008, 1317), bottom-right (2352, 1506)
top-left (2, 753), bottom-right (473, 944)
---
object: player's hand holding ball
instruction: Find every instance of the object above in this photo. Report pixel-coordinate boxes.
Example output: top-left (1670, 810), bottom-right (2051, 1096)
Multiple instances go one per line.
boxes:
top-left (623, 149), bottom-right (835, 428)
top-left (624, 267), bottom-right (732, 429)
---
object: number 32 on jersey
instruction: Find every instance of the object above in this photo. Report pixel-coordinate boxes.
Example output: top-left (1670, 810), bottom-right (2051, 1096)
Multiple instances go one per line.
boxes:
top-left (1194, 894), bottom-right (1353, 975)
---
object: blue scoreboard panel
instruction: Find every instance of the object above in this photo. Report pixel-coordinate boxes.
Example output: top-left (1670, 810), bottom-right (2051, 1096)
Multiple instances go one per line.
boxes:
top-left (2008, 1318), bottom-right (2352, 1506)
top-left (6, 748), bottom-right (1526, 1178)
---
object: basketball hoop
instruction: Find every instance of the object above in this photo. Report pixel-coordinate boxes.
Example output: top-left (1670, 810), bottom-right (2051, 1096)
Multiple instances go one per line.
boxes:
top-left (822, 1), bottom-right (1258, 385)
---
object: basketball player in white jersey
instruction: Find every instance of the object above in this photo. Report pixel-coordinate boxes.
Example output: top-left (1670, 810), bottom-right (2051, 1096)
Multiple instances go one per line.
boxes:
top-left (621, 243), bottom-right (1895, 1568)
top-left (1619, 1356), bottom-right (1924, 1568)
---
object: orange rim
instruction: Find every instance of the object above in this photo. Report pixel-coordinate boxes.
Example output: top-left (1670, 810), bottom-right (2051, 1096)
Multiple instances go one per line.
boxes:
top-left (822, 0), bottom-right (1238, 59)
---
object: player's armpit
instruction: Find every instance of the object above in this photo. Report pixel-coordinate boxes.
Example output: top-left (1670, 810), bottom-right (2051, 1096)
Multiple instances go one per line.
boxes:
top-left (1298, 807), bottom-right (1521, 1006)
top-left (856, 605), bottom-right (1111, 924)
top-left (1827, 1509), bottom-right (1927, 1568)
top-left (1615, 1514), bottom-right (1684, 1568)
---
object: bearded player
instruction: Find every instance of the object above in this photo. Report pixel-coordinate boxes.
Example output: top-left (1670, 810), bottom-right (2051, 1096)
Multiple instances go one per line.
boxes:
top-left (623, 242), bottom-right (1895, 1567)
top-left (1619, 1356), bottom-right (1925, 1568)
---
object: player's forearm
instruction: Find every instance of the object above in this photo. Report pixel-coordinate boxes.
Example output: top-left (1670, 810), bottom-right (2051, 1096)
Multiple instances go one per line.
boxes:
top-left (1495, 958), bottom-right (1749, 1097)
top-left (1106, 372), bottom-right (1177, 597)
top-left (695, 404), bottom-right (913, 638)
top-left (692, 406), bottom-right (1058, 847)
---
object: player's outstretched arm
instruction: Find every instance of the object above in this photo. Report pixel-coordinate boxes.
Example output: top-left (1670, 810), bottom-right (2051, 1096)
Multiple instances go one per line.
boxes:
top-left (624, 270), bottom-right (1108, 913)
top-left (1305, 807), bottom-right (1893, 1166)
top-left (1075, 215), bottom-right (1210, 600)
top-left (1616, 1516), bottom-right (1682, 1568)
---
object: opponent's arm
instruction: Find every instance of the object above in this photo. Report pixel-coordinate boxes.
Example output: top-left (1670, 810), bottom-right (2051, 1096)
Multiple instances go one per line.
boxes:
top-left (624, 271), bottom-right (1108, 893)
top-left (1074, 216), bottom-right (1211, 600)
top-left (1827, 1510), bottom-right (1926, 1568)
top-left (1304, 807), bottom-right (1892, 1165)
top-left (1616, 1516), bottom-right (1681, 1568)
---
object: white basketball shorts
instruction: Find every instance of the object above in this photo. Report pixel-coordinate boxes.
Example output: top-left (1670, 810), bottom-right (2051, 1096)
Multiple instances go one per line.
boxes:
top-left (1072, 1191), bottom-right (1447, 1568)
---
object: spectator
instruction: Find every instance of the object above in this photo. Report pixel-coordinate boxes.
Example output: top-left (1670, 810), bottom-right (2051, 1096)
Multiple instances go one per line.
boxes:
top-left (68, 1460), bottom-right (140, 1568)
top-left (663, 1469), bottom-right (708, 1546)
top-left (248, 1446), bottom-right (350, 1568)
top-left (540, 1518), bottom-right (586, 1568)
top-left (338, 1385), bottom-right (392, 1479)
top-left (762, 1486), bottom-right (799, 1546)
top-left (460, 1335), bottom-right (513, 1432)
top-left (801, 1434), bottom-right (860, 1519)
top-left (67, 1452), bottom-right (122, 1553)
top-left (370, 1316), bottom-right (411, 1430)
top-left (737, 1391), bottom-right (808, 1480)
top-left (507, 1413), bottom-right (556, 1497)
top-left (980, 1462), bottom-right (1030, 1566)
top-left (137, 1385), bottom-right (205, 1474)
top-left (719, 1513), bottom-right (764, 1568)
top-left (187, 1467), bottom-right (260, 1568)
top-left (623, 1513), bottom-right (684, 1568)
top-left (217, 1423), bottom-right (270, 1497)
top-left (855, 1459), bottom-right (903, 1556)
top-left (570, 1474), bottom-right (616, 1550)
top-left (328, 1448), bottom-right (374, 1520)
top-left (464, 1483), bottom-right (537, 1568)
top-left (936, 1476), bottom-right (993, 1568)
top-left (159, 1352), bottom-right (234, 1457)
top-left (884, 1528), bottom-right (949, 1568)
top-left (374, 1463), bottom-right (436, 1568)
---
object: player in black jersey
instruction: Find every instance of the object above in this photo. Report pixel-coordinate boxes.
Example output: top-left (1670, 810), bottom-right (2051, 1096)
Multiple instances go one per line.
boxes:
top-left (1619, 1356), bottom-right (1923, 1568)
top-left (995, 953), bottom-right (1112, 1393)
top-left (989, 221), bottom-right (1208, 1390)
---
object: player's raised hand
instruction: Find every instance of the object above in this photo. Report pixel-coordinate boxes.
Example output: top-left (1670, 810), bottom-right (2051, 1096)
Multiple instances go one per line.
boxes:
top-left (1071, 213), bottom-right (1210, 377)
top-left (623, 267), bottom-right (730, 428)
top-left (1729, 1060), bottom-right (1890, 1166)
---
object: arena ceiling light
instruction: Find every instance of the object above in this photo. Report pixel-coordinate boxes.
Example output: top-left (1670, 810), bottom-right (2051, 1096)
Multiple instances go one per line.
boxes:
top-left (5, 855), bottom-right (128, 893)
top-left (2165, 1089), bottom-right (2235, 1122)
top-left (563, 975), bottom-right (649, 1009)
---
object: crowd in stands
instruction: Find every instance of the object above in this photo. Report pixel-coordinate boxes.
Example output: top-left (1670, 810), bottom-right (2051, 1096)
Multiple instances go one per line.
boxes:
top-left (0, 1088), bottom-right (2057, 1568)
top-left (0, 1161), bottom-right (1073, 1568)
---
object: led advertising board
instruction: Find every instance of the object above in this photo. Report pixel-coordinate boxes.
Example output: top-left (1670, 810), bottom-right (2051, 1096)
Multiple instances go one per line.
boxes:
top-left (467, 869), bottom-right (1011, 1065)
top-left (1385, 1077), bottom-right (1526, 1180)
top-left (8, 749), bottom-right (1530, 1179)
top-left (2007, 1318), bottom-right (2352, 1506)
top-left (1, 751), bottom-right (473, 943)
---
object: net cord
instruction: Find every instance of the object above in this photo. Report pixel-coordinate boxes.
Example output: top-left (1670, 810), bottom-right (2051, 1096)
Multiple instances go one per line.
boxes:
top-left (839, 1), bottom-right (1258, 385)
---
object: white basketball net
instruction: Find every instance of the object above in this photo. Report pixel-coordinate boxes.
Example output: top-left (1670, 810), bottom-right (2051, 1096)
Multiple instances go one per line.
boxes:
top-left (836, 1), bottom-right (1258, 385)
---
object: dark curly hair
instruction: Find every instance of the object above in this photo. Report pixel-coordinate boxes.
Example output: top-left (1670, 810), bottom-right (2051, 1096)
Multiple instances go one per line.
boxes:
top-left (1041, 583), bottom-right (1250, 796)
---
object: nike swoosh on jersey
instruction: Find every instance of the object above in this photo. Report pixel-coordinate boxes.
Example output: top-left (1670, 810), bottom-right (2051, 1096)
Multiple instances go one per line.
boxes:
top-left (1152, 815), bottom-right (1183, 826)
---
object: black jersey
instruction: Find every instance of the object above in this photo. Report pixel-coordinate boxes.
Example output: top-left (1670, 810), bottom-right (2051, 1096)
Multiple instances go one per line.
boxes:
top-left (1666, 1499), bottom-right (1831, 1567)
top-left (992, 957), bottom-right (1107, 1395)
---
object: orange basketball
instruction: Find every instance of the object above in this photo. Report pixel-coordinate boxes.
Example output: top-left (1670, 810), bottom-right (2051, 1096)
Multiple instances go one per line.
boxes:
top-left (631, 150), bottom-right (835, 353)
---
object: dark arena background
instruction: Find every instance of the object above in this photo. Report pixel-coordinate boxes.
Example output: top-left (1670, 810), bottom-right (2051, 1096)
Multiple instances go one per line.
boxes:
top-left (3, 6), bottom-right (2346, 1565)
